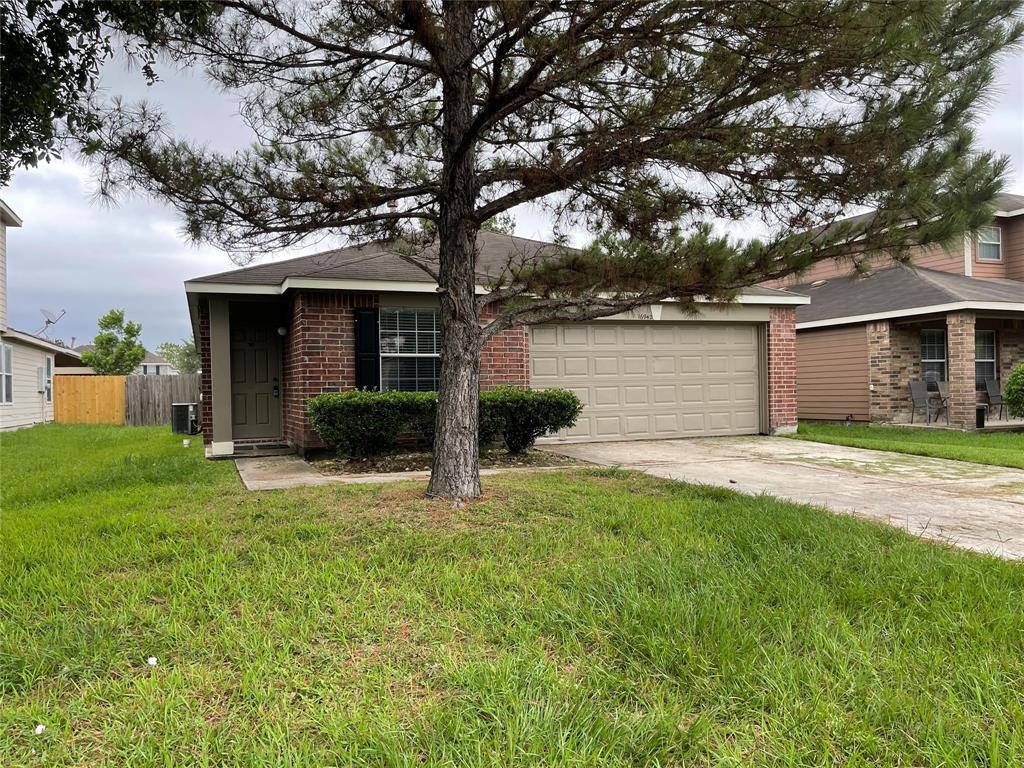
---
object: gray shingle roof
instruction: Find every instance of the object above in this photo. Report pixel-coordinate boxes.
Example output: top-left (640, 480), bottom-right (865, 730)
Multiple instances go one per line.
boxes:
top-left (189, 232), bottom-right (559, 285)
top-left (792, 265), bottom-right (1024, 325)
top-left (186, 231), bottom-right (799, 300)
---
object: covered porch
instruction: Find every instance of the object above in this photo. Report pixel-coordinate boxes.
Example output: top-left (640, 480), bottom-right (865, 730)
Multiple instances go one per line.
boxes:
top-left (869, 310), bottom-right (1024, 430)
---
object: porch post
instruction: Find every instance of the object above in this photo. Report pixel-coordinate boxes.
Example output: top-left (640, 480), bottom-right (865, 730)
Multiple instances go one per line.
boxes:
top-left (208, 297), bottom-right (234, 455)
top-left (946, 311), bottom-right (976, 430)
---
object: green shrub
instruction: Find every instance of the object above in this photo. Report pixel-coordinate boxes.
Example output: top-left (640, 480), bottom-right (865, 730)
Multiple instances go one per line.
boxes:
top-left (308, 386), bottom-right (583, 457)
top-left (308, 390), bottom-right (415, 457)
top-left (481, 386), bottom-right (583, 454)
top-left (1005, 362), bottom-right (1024, 418)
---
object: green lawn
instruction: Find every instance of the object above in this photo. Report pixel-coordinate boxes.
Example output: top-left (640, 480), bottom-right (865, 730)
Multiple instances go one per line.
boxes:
top-left (793, 421), bottom-right (1024, 469)
top-left (3, 425), bottom-right (1024, 766)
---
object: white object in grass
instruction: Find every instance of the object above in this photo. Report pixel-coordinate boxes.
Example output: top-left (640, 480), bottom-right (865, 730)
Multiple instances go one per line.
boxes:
top-left (34, 724), bottom-right (46, 735)
top-left (182, 439), bottom-right (190, 448)
top-left (147, 656), bottom-right (158, 666)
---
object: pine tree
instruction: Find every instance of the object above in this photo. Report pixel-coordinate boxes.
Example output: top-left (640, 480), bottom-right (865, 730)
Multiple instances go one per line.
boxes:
top-left (91, 0), bottom-right (1021, 498)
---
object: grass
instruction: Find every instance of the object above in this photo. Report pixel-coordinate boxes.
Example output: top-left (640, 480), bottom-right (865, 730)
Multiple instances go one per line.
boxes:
top-left (2, 424), bottom-right (1024, 766)
top-left (792, 422), bottom-right (1024, 470)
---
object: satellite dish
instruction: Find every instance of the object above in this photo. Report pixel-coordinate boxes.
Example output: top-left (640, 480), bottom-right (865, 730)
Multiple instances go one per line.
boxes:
top-left (35, 308), bottom-right (66, 336)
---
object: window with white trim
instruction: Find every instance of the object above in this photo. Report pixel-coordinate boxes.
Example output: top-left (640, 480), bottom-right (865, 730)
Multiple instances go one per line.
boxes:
top-left (920, 329), bottom-right (946, 390)
top-left (978, 226), bottom-right (1001, 261)
top-left (975, 330), bottom-right (997, 391)
top-left (44, 355), bottom-right (53, 402)
top-left (379, 308), bottom-right (441, 391)
top-left (1, 344), bottom-right (12, 404)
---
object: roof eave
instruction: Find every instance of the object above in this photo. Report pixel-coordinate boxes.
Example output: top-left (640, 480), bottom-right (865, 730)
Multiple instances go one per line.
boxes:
top-left (796, 300), bottom-right (1024, 330)
top-left (0, 328), bottom-right (81, 356)
top-left (184, 277), bottom-right (810, 307)
top-left (0, 199), bottom-right (23, 227)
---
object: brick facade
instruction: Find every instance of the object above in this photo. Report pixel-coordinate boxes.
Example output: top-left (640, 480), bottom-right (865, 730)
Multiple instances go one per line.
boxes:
top-left (479, 303), bottom-right (530, 390)
top-left (197, 299), bottom-right (213, 444)
top-left (767, 306), bottom-right (798, 433)
top-left (282, 291), bottom-right (379, 450)
top-left (195, 292), bottom-right (808, 449)
top-left (868, 321), bottom-right (922, 422)
top-left (280, 291), bottom-right (530, 452)
top-left (998, 327), bottom-right (1024, 385)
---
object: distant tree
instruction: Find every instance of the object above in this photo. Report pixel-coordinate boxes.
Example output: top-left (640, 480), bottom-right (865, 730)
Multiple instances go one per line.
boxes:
top-left (157, 337), bottom-right (201, 374)
top-left (0, 0), bottom-right (214, 184)
top-left (92, 1), bottom-right (1021, 498)
top-left (81, 309), bottom-right (145, 375)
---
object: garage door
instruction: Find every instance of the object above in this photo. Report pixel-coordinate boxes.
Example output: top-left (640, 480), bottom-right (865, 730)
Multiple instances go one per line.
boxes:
top-left (530, 322), bottom-right (761, 441)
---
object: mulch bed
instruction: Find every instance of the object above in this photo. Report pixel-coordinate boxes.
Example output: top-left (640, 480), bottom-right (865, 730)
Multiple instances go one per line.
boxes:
top-left (308, 448), bottom-right (583, 475)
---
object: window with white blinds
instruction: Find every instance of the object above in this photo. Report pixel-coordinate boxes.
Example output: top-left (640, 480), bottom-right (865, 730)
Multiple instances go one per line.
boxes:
top-left (379, 309), bottom-right (441, 391)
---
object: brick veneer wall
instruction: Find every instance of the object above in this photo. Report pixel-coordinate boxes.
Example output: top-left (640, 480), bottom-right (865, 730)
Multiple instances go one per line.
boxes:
top-left (197, 299), bottom-right (213, 444)
top-left (282, 291), bottom-right (530, 451)
top-left (767, 306), bottom-right (798, 432)
top-left (283, 291), bottom-right (379, 450)
top-left (998, 327), bottom-right (1024, 384)
top-left (479, 303), bottom-right (529, 389)
top-left (868, 321), bottom-right (922, 422)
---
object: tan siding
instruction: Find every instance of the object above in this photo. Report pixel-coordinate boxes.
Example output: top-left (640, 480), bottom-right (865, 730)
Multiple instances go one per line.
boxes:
top-left (912, 242), bottom-right (963, 273)
top-left (796, 325), bottom-right (870, 421)
top-left (972, 229), bottom-right (1009, 278)
top-left (1000, 214), bottom-right (1024, 280)
top-left (0, 338), bottom-right (54, 430)
top-left (766, 241), bottom-right (967, 288)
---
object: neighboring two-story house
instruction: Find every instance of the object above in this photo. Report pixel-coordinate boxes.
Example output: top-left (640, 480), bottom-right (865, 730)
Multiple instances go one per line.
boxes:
top-left (67, 346), bottom-right (179, 376)
top-left (0, 200), bottom-right (83, 431)
top-left (776, 192), bottom-right (1024, 429)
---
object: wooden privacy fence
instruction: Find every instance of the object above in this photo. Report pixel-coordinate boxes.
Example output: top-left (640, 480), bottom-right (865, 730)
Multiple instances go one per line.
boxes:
top-left (125, 374), bottom-right (201, 426)
top-left (55, 374), bottom-right (200, 427)
top-left (54, 376), bottom-right (126, 424)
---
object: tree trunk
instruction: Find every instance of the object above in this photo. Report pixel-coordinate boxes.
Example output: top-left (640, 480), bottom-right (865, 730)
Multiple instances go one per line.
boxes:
top-left (427, 1), bottom-right (482, 499)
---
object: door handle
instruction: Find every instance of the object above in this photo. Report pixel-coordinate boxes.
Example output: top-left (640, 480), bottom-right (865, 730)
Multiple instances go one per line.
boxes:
top-left (272, 386), bottom-right (280, 398)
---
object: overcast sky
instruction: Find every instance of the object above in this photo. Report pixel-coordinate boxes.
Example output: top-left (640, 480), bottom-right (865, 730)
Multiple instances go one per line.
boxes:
top-left (3, 50), bottom-right (1022, 350)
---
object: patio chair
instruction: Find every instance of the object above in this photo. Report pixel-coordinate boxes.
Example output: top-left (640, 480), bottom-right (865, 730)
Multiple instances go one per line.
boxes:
top-left (985, 378), bottom-right (1006, 420)
top-left (936, 381), bottom-right (950, 410)
top-left (909, 380), bottom-right (946, 424)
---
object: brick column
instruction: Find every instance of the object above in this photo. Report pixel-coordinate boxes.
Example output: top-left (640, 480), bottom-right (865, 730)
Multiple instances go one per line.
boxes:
top-left (767, 306), bottom-right (797, 433)
top-left (479, 303), bottom-right (529, 389)
top-left (947, 311), bottom-right (976, 429)
top-left (867, 320), bottom-right (893, 422)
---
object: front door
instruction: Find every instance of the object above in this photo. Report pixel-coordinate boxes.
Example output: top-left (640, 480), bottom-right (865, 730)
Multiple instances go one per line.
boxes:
top-left (230, 306), bottom-right (282, 440)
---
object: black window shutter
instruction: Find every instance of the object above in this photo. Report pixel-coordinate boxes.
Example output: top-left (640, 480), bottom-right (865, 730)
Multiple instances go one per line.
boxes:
top-left (354, 308), bottom-right (380, 390)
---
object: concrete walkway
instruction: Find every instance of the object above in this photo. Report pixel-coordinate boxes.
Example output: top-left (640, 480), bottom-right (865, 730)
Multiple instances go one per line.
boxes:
top-left (549, 436), bottom-right (1024, 560)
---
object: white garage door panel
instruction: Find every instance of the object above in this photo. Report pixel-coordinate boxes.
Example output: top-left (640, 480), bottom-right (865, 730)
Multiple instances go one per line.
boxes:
top-left (531, 322), bottom-right (761, 441)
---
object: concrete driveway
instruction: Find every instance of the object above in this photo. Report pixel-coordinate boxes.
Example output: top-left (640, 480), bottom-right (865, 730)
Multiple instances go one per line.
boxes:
top-left (549, 436), bottom-right (1024, 560)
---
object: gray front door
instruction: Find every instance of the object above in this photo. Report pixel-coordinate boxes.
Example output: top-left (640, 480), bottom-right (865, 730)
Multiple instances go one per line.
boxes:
top-left (230, 309), bottom-right (282, 440)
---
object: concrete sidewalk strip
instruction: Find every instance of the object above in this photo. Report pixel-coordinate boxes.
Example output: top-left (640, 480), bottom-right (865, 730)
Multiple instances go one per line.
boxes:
top-left (234, 455), bottom-right (584, 491)
top-left (549, 436), bottom-right (1024, 560)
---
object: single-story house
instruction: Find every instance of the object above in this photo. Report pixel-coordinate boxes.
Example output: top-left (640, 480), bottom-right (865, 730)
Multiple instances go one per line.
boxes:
top-left (0, 199), bottom-right (83, 430)
top-left (184, 232), bottom-right (808, 457)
